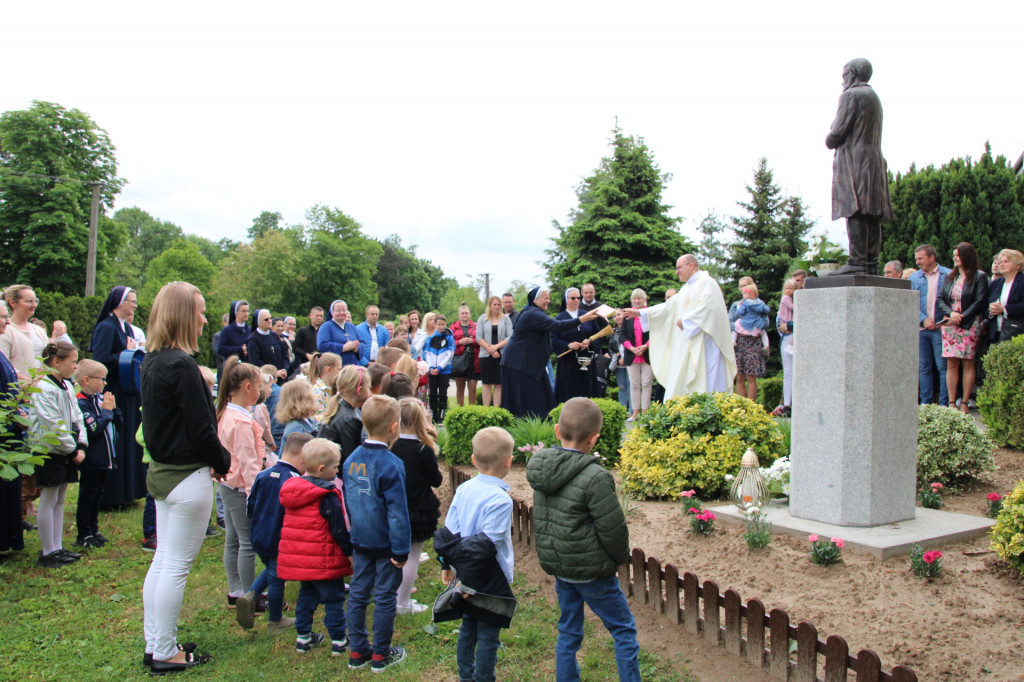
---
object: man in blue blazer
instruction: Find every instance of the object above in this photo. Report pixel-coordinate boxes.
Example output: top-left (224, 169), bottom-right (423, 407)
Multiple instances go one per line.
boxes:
top-left (356, 305), bottom-right (391, 366)
top-left (910, 245), bottom-right (952, 405)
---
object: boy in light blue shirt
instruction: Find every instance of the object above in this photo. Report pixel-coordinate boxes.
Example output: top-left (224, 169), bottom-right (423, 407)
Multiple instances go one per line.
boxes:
top-left (442, 426), bottom-right (515, 682)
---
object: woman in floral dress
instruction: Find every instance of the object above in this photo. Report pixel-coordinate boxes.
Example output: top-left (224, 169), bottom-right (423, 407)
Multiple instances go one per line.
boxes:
top-left (937, 242), bottom-right (989, 414)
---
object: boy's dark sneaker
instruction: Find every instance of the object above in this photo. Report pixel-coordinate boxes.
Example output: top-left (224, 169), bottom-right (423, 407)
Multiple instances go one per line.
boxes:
top-left (56, 548), bottom-right (82, 560)
top-left (371, 646), bottom-right (406, 673)
top-left (93, 533), bottom-right (109, 544)
top-left (295, 631), bottom-right (324, 653)
top-left (331, 637), bottom-right (349, 656)
top-left (205, 525), bottom-right (221, 537)
top-left (75, 536), bottom-right (104, 549)
top-left (348, 650), bottom-right (372, 669)
top-left (216, 516), bottom-right (226, 529)
top-left (226, 594), bottom-right (239, 608)
top-left (142, 536), bottom-right (157, 552)
top-left (255, 593), bottom-right (268, 612)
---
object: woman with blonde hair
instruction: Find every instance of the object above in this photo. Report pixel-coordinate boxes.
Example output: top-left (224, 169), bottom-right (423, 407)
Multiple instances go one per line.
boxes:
top-left (988, 248), bottom-right (1024, 345)
top-left (391, 398), bottom-right (442, 615)
top-left (141, 282), bottom-right (229, 673)
top-left (476, 296), bottom-right (513, 407)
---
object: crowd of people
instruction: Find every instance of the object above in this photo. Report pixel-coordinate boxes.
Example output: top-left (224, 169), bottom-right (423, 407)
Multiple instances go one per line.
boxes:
top-left (3, 241), bottom-right (1022, 676)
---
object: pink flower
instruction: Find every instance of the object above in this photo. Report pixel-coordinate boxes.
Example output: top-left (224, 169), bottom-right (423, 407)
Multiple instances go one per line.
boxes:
top-left (832, 538), bottom-right (845, 549)
top-left (681, 490), bottom-right (696, 498)
top-left (931, 482), bottom-right (943, 490)
top-left (688, 507), bottom-right (699, 514)
top-left (987, 493), bottom-right (1002, 502)
top-left (922, 550), bottom-right (942, 564)
top-left (706, 512), bottom-right (716, 520)
top-left (808, 534), bottom-right (819, 543)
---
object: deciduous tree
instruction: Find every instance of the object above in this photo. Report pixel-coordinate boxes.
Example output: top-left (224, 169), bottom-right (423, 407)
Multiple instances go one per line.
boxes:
top-left (0, 101), bottom-right (125, 293)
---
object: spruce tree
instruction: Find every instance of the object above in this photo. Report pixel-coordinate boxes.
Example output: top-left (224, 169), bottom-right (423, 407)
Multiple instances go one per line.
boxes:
top-left (546, 126), bottom-right (692, 308)
top-left (728, 158), bottom-right (810, 302)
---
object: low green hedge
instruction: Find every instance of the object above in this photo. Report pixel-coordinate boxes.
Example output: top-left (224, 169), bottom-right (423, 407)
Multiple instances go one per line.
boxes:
top-left (756, 373), bottom-right (784, 411)
top-left (548, 397), bottom-right (628, 466)
top-left (442, 405), bottom-right (515, 465)
top-left (917, 404), bottom-right (995, 490)
top-left (979, 335), bottom-right (1024, 448)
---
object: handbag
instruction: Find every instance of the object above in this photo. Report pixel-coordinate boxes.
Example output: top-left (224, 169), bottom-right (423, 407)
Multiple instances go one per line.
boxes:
top-left (452, 350), bottom-right (472, 375)
top-left (999, 317), bottom-right (1024, 342)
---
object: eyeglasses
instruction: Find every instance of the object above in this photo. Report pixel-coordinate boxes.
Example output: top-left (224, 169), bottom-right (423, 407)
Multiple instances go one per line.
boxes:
top-left (568, 296), bottom-right (580, 300)
top-left (21, 298), bottom-right (40, 305)
top-left (124, 299), bottom-right (138, 306)
top-left (87, 376), bottom-right (107, 383)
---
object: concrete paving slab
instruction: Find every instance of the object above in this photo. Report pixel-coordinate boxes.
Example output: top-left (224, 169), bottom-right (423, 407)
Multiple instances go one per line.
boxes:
top-left (707, 501), bottom-right (995, 560)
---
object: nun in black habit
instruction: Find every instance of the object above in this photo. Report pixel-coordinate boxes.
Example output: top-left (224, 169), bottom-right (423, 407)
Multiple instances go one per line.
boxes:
top-left (500, 287), bottom-right (602, 419)
top-left (89, 286), bottom-right (146, 506)
top-left (552, 287), bottom-right (602, 403)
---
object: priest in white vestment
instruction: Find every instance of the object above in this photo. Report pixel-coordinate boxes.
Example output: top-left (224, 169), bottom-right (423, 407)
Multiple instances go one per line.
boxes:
top-left (626, 255), bottom-right (736, 399)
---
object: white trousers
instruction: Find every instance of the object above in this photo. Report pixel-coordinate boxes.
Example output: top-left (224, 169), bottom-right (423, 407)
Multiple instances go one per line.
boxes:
top-left (143, 468), bottom-right (212, 660)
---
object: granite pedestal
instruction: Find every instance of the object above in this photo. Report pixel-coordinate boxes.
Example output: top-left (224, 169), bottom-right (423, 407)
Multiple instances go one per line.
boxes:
top-left (789, 278), bottom-right (919, 526)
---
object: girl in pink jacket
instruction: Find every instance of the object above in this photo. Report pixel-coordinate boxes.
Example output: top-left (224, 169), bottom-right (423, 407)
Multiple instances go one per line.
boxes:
top-left (216, 357), bottom-right (264, 607)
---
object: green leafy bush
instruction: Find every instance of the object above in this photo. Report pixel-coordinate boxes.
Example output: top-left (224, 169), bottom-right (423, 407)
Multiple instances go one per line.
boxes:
top-left (618, 392), bottom-right (785, 499)
top-left (548, 397), bottom-right (628, 466)
top-left (917, 404), bottom-right (995, 490)
top-left (991, 478), bottom-right (1024, 575)
top-left (1, 369), bottom-right (63, 480)
top-left (442, 405), bottom-right (515, 465)
top-left (507, 416), bottom-right (557, 463)
top-left (978, 335), bottom-right (1024, 447)
top-left (756, 374), bottom-right (784, 411)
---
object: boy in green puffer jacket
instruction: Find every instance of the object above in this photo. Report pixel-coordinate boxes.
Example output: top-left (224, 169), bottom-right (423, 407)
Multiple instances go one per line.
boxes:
top-left (526, 397), bottom-right (640, 682)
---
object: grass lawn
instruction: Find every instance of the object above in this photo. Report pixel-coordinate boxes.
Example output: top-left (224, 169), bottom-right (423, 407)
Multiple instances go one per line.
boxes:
top-left (1, 485), bottom-right (694, 681)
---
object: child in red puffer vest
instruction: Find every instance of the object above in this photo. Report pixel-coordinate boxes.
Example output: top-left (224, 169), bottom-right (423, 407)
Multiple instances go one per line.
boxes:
top-left (277, 438), bottom-right (353, 656)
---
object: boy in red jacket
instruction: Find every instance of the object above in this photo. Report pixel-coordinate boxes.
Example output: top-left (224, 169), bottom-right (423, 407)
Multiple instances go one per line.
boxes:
top-left (277, 438), bottom-right (353, 656)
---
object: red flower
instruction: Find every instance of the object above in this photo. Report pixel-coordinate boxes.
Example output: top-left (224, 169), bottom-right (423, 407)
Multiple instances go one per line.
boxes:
top-left (930, 482), bottom-right (943, 490)
top-left (922, 550), bottom-right (942, 564)
top-left (987, 493), bottom-right (1002, 502)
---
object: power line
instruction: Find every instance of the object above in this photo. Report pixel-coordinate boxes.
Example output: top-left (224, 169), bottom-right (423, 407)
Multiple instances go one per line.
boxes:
top-left (0, 167), bottom-right (97, 185)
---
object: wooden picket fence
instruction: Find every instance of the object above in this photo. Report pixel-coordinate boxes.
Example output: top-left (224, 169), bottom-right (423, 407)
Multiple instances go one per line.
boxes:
top-left (447, 466), bottom-right (919, 682)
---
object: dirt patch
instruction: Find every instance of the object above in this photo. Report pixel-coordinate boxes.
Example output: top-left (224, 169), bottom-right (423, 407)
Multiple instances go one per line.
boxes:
top-left (449, 447), bottom-right (1024, 682)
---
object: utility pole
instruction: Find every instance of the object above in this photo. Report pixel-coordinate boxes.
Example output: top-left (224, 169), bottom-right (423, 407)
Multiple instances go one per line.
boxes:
top-left (85, 181), bottom-right (101, 296)
top-left (484, 273), bottom-right (491, 302)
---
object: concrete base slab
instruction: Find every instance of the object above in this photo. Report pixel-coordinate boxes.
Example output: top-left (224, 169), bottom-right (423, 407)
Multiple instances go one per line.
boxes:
top-left (708, 501), bottom-right (994, 560)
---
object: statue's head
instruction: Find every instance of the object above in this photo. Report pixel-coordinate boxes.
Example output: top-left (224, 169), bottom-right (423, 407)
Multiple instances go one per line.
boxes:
top-left (843, 58), bottom-right (873, 86)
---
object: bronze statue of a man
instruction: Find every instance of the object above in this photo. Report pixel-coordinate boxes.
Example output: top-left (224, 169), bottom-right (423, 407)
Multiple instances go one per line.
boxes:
top-left (825, 58), bottom-right (894, 275)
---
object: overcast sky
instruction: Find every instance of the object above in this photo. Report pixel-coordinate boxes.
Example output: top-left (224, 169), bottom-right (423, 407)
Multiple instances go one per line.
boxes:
top-left (5, 1), bottom-right (1023, 297)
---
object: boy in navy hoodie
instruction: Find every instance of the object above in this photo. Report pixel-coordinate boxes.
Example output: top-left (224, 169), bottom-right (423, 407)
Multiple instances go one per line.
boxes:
top-left (74, 360), bottom-right (120, 549)
top-left (278, 437), bottom-right (354, 655)
top-left (423, 313), bottom-right (454, 423)
top-left (343, 395), bottom-right (411, 673)
top-left (236, 431), bottom-right (312, 634)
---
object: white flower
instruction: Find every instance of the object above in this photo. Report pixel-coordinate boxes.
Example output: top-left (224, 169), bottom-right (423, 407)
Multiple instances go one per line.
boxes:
top-left (724, 474), bottom-right (735, 482)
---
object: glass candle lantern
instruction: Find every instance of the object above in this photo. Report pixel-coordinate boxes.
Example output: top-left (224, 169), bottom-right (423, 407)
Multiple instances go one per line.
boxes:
top-left (729, 448), bottom-right (770, 511)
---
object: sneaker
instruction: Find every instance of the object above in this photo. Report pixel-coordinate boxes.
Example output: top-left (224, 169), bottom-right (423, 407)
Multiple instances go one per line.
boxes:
top-left (205, 525), bottom-right (221, 537)
top-left (255, 594), bottom-right (268, 613)
top-left (236, 591), bottom-right (256, 630)
top-left (36, 551), bottom-right (66, 568)
top-left (23, 520), bottom-right (37, 531)
top-left (348, 650), bottom-right (372, 669)
top-left (770, 405), bottom-right (786, 417)
top-left (142, 536), bottom-right (157, 552)
top-left (295, 631), bottom-right (324, 653)
top-left (331, 637), bottom-right (349, 656)
top-left (371, 646), bottom-right (406, 672)
top-left (57, 548), bottom-right (83, 560)
top-left (267, 616), bottom-right (295, 635)
top-left (419, 551), bottom-right (429, 563)
top-left (395, 600), bottom-right (428, 615)
top-left (226, 594), bottom-right (240, 608)
top-left (216, 516), bottom-right (226, 529)
top-left (93, 533), bottom-right (109, 545)
top-left (75, 536), bottom-right (104, 549)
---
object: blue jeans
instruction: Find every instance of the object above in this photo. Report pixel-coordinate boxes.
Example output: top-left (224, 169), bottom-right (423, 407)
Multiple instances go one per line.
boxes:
top-left (250, 557), bottom-right (286, 622)
top-left (143, 493), bottom-right (156, 539)
top-left (346, 552), bottom-right (402, 657)
top-left (457, 615), bottom-right (502, 682)
top-left (295, 578), bottom-right (347, 640)
top-left (555, 576), bottom-right (640, 682)
top-left (919, 329), bottom-right (948, 405)
top-left (614, 367), bottom-right (631, 412)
